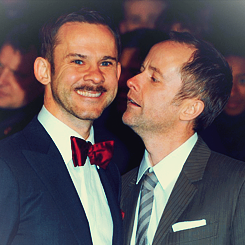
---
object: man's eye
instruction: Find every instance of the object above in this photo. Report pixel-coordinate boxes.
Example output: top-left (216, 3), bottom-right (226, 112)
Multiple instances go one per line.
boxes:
top-left (151, 76), bottom-right (158, 82)
top-left (130, 16), bottom-right (141, 25)
top-left (238, 77), bottom-right (245, 85)
top-left (140, 65), bottom-right (146, 73)
top-left (101, 61), bottom-right (112, 66)
top-left (73, 60), bottom-right (83, 65)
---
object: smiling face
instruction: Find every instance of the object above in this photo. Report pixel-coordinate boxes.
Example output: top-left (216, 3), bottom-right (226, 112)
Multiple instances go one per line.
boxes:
top-left (39, 22), bottom-right (121, 126)
top-left (224, 55), bottom-right (245, 116)
top-left (122, 41), bottom-right (194, 137)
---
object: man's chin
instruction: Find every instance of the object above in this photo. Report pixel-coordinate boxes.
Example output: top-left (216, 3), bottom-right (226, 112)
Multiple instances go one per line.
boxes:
top-left (122, 112), bottom-right (135, 128)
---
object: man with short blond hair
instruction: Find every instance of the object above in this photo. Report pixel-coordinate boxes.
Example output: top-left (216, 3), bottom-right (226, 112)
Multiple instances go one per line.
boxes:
top-left (121, 31), bottom-right (245, 244)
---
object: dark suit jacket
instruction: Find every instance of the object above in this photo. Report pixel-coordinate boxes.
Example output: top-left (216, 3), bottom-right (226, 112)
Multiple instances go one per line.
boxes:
top-left (0, 117), bottom-right (123, 245)
top-left (121, 137), bottom-right (245, 244)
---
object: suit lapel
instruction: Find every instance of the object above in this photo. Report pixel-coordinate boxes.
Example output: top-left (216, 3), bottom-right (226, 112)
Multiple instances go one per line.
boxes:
top-left (153, 137), bottom-right (211, 244)
top-left (22, 118), bottom-right (93, 245)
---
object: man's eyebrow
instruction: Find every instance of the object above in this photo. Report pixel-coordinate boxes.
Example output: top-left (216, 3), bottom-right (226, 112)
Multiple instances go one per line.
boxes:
top-left (64, 53), bottom-right (117, 62)
top-left (149, 65), bottom-right (164, 78)
top-left (101, 56), bottom-right (117, 62)
top-left (65, 53), bottom-right (87, 59)
top-left (237, 73), bottom-right (245, 77)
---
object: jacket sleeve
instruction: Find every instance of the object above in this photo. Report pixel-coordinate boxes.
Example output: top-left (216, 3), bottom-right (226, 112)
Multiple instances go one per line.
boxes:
top-left (0, 159), bottom-right (19, 245)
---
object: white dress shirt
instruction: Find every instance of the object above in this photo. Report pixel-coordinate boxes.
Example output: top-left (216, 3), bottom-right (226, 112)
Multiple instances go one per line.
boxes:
top-left (38, 106), bottom-right (113, 245)
top-left (130, 133), bottom-right (198, 245)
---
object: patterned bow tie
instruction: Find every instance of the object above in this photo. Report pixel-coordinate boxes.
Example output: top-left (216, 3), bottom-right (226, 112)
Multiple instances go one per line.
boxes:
top-left (70, 136), bottom-right (114, 169)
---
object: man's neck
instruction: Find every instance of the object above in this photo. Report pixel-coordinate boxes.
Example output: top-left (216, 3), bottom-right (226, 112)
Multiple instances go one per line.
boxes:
top-left (143, 130), bottom-right (195, 166)
top-left (43, 105), bottom-right (93, 140)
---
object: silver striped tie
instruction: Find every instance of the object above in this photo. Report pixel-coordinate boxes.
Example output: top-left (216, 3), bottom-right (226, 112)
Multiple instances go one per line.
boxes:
top-left (136, 171), bottom-right (158, 245)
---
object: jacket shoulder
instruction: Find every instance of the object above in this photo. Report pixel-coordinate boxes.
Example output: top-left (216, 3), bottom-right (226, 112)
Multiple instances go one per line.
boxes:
top-left (207, 150), bottom-right (245, 181)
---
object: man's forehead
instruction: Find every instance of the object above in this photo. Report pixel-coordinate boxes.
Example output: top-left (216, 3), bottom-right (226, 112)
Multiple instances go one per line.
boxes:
top-left (151, 40), bottom-right (195, 62)
top-left (53, 23), bottom-right (118, 63)
top-left (143, 40), bottom-right (195, 76)
top-left (226, 56), bottom-right (245, 66)
top-left (155, 40), bottom-right (192, 50)
top-left (56, 22), bottom-right (117, 48)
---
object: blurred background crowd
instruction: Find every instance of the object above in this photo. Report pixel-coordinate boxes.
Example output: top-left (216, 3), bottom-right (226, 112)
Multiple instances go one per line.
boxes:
top-left (0, 0), bottom-right (245, 174)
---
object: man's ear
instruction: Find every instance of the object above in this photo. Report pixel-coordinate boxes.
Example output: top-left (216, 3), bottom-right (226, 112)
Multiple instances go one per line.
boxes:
top-left (180, 99), bottom-right (204, 121)
top-left (34, 57), bottom-right (51, 85)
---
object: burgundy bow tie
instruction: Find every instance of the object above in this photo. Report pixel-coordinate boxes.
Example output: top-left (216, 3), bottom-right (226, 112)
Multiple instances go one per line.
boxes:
top-left (70, 136), bottom-right (114, 169)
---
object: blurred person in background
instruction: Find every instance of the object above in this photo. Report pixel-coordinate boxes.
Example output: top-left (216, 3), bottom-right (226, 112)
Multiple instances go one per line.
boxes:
top-left (201, 45), bottom-right (245, 162)
top-left (0, 23), bottom-right (43, 139)
top-left (0, 0), bottom-right (29, 21)
top-left (119, 0), bottom-right (168, 34)
top-left (155, 1), bottom-right (213, 40)
top-left (224, 55), bottom-right (245, 116)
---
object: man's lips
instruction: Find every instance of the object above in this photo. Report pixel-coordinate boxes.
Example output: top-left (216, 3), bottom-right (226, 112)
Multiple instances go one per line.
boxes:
top-left (127, 96), bottom-right (141, 107)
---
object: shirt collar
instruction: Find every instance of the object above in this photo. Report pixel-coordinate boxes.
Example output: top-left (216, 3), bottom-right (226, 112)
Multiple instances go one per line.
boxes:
top-left (37, 106), bottom-right (94, 164)
top-left (137, 133), bottom-right (198, 190)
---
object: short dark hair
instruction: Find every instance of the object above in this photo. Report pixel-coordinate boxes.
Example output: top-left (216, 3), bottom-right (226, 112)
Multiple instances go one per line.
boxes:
top-left (40, 8), bottom-right (120, 74)
top-left (169, 31), bottom-right (233, 132)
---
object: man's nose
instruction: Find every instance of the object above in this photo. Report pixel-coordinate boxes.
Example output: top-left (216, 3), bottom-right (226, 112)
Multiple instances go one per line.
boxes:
top-left (83, 65), bottom-right (104, 84)
top-left (127, 73), bottom-right (140, 91)
top-left (230, 82), bottom-right (239, 97)
top-left (0, 67), bottom-right (9, 86)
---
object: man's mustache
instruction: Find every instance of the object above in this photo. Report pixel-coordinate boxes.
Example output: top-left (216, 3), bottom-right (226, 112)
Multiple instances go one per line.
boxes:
top-left (75, 85), bottom-right (107, 93)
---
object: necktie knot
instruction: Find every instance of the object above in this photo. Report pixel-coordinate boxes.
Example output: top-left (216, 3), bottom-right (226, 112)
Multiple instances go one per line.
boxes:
top-left (70, 136), bottom-right (114, 169)
top-left (142, 171), bottom-right (158, 191)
